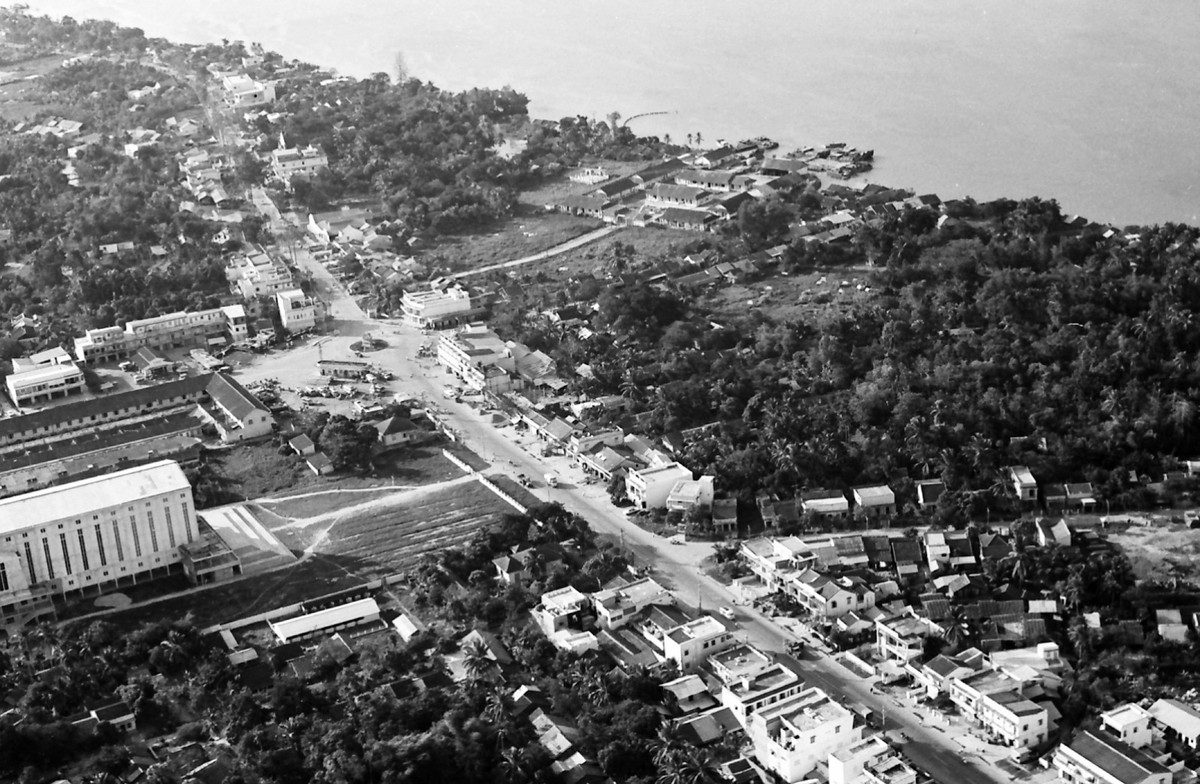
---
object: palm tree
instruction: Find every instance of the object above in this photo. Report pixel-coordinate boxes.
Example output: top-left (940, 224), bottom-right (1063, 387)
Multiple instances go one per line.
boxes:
top-left (461, 638), bottom-right (496, 683)
top-left (652, 724), bottom-right (690, 769)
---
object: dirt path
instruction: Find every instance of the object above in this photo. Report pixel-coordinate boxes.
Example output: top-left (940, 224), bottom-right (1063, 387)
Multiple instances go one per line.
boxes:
top-left (453, 225), bottom-right (621, 278)
top-left (264, 474), bottom-right (479, 534)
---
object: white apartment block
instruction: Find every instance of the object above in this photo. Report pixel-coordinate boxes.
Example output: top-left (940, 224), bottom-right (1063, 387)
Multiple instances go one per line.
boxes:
top-left (222, 74), bottom-right (275, 108)
top-left (74, 305), bottom-right (248, 364)
top-left (5, 361), bottom-right (85, 407)
top-left (276, 288), bottom-right (317, 332)
top-left (749, 687), bottom-right (860, 783)
top-left (227, 251), bottom-right (295, 300)
top-left (666, 476), bottom-right (715, 511)
top-left (626, 461), bottom-right (693, 510)
top-left (719, 660), bottom-right (807, 727)
top-left (1053, 730), bottom-right (1170, 784)
top-left (976, 690), bottom-right (1048, 749)
top-left (436, 324), bottom-right (516, 394)
top-left (270, 143), bottom-right (328, 182)
top-left (1100, 704), bottom-right (1154, 749)
top-left (0, 461), bottom-right (197, 635)
top-left (662, 615), bottom-right (736, 671)
top-left (401, 286), bottom-right (474, 328)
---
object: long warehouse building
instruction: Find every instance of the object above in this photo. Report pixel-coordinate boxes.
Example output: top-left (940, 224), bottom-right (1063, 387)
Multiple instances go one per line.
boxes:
top-left (0, 460), bottom-right (197, 635)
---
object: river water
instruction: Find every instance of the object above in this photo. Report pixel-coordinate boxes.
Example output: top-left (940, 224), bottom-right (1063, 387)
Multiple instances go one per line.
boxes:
top-left (24, 0), bottom-right (1200, 226)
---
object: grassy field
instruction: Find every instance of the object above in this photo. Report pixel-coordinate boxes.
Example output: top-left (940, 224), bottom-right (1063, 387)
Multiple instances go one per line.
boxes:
top-left (434, 209), bottom-right (601, 273)
top-left (212, 441), bottom-right (467, 500)
top-left (702, 269), bottom-right (878, 323)
top-left (0, 54), bottom-right (74, 122)
top-left (511, 225), bottom-right (704, 282)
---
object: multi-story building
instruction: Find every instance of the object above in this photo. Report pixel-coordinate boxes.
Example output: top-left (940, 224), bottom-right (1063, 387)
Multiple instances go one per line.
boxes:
top-left (829, 735), bottom-right (918, 784)
top-left (662, 615), bottom-right (736, 671)
top-left (626, 461), bottom-right (694, 509)
top-left (719, 659), bottom-right (808, 727)
top-left (976, 690), bottom-right (1049, 749)
top-left (270, 143), bottom-right (328, 183)
top-left (5, 360), bottom-right (85, 407)
top-left (1053, 729), bottom-right (1170, 784)
top-left (0, 461), bottom-right (197, 634)
top-left (784, 569), bottom-right (876, 619)
top-left (401, 286), bottom-right (474, 328)
top-left (1100, 704), bottom-right (1155, 749)
top-left (666, 476), bottom-right (716, 512)
top-left (227, 251), bottom-right (295, 300)
top-left (739, 537), bottom-right (818, 591)
top-left (749, 686), bottom-right (860, 783)
top-left (221, 74), bottom-right (275, 108)
top-left (276, 288), bottom-right (317, 332)
top-left (875, 611), bottom-right (944, 662)
top-left (531, 585), bottom-right (591, 636)
top-left (1008, 466), bottom-right (1039, 505)
top-left (436, 324), bottom-right (516, 393)
top-left (592, 577), bottom-right (672, 630)
top-left (74, 305), bottom-right (247, 364)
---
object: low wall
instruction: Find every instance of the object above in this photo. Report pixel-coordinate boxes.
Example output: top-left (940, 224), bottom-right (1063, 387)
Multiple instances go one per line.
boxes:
top-left (442, 448), bottom-right (527, 514)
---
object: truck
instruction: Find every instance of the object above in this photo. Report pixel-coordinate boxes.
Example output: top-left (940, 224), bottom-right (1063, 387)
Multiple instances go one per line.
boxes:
top-left (544, 473), bottom-right (559, 488)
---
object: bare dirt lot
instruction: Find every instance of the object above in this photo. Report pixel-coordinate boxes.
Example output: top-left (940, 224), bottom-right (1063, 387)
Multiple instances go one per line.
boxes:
top-left (432, 209), bottom-right (602, 274)
top-left (259, 477), bottom-right (511, 577)
top-left (1107, 523), bottom-right (1200, 581)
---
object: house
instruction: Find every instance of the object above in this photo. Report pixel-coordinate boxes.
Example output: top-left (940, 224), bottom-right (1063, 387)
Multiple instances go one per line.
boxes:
top-left (852, 485), bottom-right (896, 519)
top-left (799, 489), bottom-right (850, 520)
top-left (1008, 466), bottom-right (1038, 505)
top-left (1064, 482), bottom-right (1097, 511)
top-left (739, 537), bottom-right (817, 591)
top-left (662, 674), bottom-right (719, 715)
top-left (374, 416), bottom-right (429, 449)
top-left (197, 373), bottom-right (275, 443)
top-left (592, 577), bottom-right (672, 629)
top-left (909, 652), bottom-right (982, 699)
top-left (306, 452), bottom-right (334, 475)
top-left (288, 433), bottom-right (316, 456)
top-left (268, 598), bottom-right (381, 644)
top-left (712, 499), bottom-right (739, 535)
top-left (829, 735), bottom-right (918, 784)
top-left (891, 539), bottom-right (923, 580)
top-left (875, 612), bottom-right (945, 662)
top-left (657, 207), bottom-right (715, 232)
top-left (1036, 518), bottom-right (1072, 548)
top-left (694, 146), bottom-right (737, 168)
top-left (1101, 703), bottom-right (1155, 749)
top-left (916, 479), bottom-right (945, 510)
top-left (647, 183), bottom-right (709, 207)
top-left (532, 586), bottom-right (591, 637)
top-left (1147, 699), bottom-right (1200, 749)
top-left (666, 476), bottom-right (716, 512)
top-left (491, 544), bottom-right (566, 587)
top-left (976, 532), bottom-right (1012, 562)
top-left (662, 615), bottom-right (736, 672)
top-left (718, 659), bottom-right (807, 727)
top-left (1052, 730), bottom-right (1170, 784)
top-left (784, 569), bottom-right (875, 619)
top-left (748, 687), bottom-right (860, 783)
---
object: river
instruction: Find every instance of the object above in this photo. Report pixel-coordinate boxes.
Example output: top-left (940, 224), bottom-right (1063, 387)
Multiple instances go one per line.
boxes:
top-left (23, 0), bottom-right (1200, 226)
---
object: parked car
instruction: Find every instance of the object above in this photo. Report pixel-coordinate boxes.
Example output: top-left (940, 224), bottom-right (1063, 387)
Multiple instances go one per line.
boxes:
top-left (718, 607), bottom-right (736, 620)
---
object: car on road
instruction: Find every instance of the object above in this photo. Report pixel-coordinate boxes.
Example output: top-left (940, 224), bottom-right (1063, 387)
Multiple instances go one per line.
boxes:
top-left (718, 607), bottom-right (736, 620)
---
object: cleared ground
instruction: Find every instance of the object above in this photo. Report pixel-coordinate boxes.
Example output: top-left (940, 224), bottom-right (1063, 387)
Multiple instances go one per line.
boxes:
top-left (703, 269), bottom-right (878, 323)
top-left (1107, 523), bottom-right (1200, 581)
top-left (261, 477), bottom-right (511, 578)
top-left (432, 209), bottom-right (602, 274)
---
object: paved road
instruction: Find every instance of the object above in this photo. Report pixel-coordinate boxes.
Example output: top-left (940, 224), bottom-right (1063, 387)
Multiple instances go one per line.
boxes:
top-left (241, 195), bottom-right (1006, 784)
top-left (452, 225), bottom-right (621, 278)
top-left (378, 325), bottom-right (1007, 784)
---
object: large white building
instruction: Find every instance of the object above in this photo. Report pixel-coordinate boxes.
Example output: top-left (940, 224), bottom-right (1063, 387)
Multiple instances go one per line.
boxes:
top-left (401, 286), bottom-right (474, 328)
top-left (625, 461), bottom-right (693, 510)
top-left (436, 324), bottom-right (516, 393)
top-left (74, 306), bottom-right (248, 364)
top-left (270, 142), bottom-right (328, 183)
top-left (5, 360), bottom-right (85, 407)
top-left (221, 74), bottom-right (275, 108)
top-left (749, 686), bottom-right (860, 783)
top-left (227, 251), bottom-right (296, 300)
top-left (662, 615), bottom-right (736, 671)
top-left (0, 461), bottom-right (197, 634)
top-left (276, 288), bottom-right (317, 332)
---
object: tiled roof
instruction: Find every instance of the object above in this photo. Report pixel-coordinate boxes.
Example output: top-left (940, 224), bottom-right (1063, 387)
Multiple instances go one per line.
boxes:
top-left (206, 372), bottom-right (268, 421)
top-left (919, 594), bottom-right (951, 621)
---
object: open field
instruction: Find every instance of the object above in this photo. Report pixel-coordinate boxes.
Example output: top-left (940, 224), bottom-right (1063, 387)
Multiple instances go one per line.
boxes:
top-left (0, 53), bottom-right (74, 122)
top-left (263, 478), bottom-right (509, 577)
top-left (513, 162), bottom-right (646, 208)
top-left (702, 268), bottom-right (878, 322)
top-left (211, 441), bottom-right (466, 499)
top-left (433, 209), bottom-right (601, 274)
top-left (1107, 523), bottom-right (1200, 581)
top-left (511, 225), bottom-right (703, 282)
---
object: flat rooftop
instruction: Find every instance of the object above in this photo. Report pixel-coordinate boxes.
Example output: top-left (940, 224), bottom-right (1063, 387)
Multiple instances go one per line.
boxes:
top-left (0, 460), bottom-right (190, 536)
